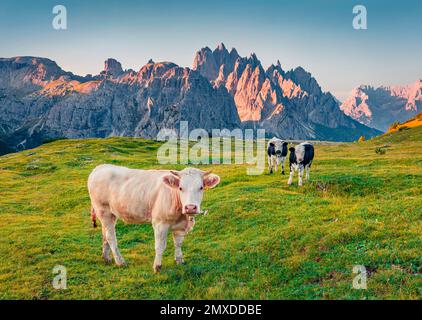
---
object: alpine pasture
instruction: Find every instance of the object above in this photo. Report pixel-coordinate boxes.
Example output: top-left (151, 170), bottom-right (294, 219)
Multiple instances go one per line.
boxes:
top-left (0, 127), bottom-right (421, 299)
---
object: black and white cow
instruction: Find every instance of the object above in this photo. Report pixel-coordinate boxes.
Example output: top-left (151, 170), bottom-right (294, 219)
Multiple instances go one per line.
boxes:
top-left (288, 142), bottom-right (314, 186)
top-left (267, 137), bottom-right (288, 174)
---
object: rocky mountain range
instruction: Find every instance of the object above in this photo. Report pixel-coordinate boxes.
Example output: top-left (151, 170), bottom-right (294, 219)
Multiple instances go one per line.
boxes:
top-left (0, 44), bottom-right (381, 155)
top-left (340, 79), bottom-right (422, 131)
top-left (193, 43), bottom-right (379, 141)
top-left (0, 56), bottom-right (240, 154)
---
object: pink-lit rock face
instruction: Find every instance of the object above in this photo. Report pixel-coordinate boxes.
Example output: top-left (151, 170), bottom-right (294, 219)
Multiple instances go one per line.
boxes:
top-left (340, 79), bottom-right (422, 131)
top-left (192, 44), bottom-right (327, 122)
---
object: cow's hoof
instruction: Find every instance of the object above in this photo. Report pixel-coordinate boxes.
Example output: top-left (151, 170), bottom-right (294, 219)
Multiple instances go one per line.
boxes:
top-left (102, 255), bottom-right (113, 264)
top-left (175, 258), bottom-right (185, 265)
top-left (153, 264), bottom-right (162, 273)
top-left (115, 259), bottom-right (127, 267)
top-left (116, 262), bottom-right (127, 267)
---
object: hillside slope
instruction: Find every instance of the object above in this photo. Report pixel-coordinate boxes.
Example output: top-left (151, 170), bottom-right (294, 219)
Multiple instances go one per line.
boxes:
top-left (0, 136), bottom-right (421, 299)
top-left (372, 119), bottom-right (422, 144)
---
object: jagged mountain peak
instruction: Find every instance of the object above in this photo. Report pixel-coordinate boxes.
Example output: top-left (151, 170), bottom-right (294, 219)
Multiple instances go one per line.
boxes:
top-left (215, 42), bottom-right (227, 52)
top-left (102, 58), bottom-right (124, 77)
top-left (137, 61), bottom-right (179, 81)
top-left (266, 62), bottom-right (285, 77)
top-left (229, 47), bottom-right (239, 57)
top-left (285, 67), bottom-right (322, 96)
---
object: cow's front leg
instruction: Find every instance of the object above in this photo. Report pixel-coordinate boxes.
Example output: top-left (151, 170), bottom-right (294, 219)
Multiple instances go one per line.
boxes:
top-left (173, 230), bottom-right (186, 265)
top-left (268, 157), bottom-right (273, 174)
top-left (298, 165), bottom-right (304, 186)
top-left (281, 159), bottom-right (285, 175)
top-left (287, 166), bottom-right (294, 185)
top-left (152, 222), bottom-right (170, 272)
top-left (305, 165), bottom-right (310, 181)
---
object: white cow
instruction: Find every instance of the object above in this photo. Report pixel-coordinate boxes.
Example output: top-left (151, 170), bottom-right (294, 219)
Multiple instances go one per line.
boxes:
top-left (87, 165), bottom-right (220, 272)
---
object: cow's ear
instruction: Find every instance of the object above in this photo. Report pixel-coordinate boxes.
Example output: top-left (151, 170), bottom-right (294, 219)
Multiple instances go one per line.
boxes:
top-left (170, 170), bottom-right (180, 177)
top-left (163, 174), bottom-right (180, 189)
top-left (204, 174), bottom-right (220, 189)
top-left (289, 147), bottom-right (295, 152)
top-left (283, 142), bottom-right (288, 146)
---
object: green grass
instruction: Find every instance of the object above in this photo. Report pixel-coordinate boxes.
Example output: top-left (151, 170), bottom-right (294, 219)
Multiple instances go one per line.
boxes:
top-left (0, 128), bottom-right (421, 300)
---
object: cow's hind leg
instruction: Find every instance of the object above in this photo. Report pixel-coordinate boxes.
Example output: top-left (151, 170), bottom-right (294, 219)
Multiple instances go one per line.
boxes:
top-left (101, 224), bottom-right (112, 263)
top-left (152, 222), bottom-right (170, 272)
top-left (101, 212), bottom-right (126, 266)
top-left (173, 230), bottom-right (186, 265)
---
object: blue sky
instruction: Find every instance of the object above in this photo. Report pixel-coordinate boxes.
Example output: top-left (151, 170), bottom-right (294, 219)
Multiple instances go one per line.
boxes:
top-left (0, 0), bottom-right (421, 100)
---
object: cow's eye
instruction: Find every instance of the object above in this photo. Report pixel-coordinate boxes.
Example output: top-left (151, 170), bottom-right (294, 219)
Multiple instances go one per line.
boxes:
top-left (179, 187), bottom-right (183, 191)
top-left (200, 186), bottom-right (204, 190)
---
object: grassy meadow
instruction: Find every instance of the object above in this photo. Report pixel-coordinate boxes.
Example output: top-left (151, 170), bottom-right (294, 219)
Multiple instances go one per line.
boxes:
top-left (0, 127), bottom-right (421, 299)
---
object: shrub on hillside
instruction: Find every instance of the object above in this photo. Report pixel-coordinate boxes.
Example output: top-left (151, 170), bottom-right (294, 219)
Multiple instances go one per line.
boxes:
top-left (375, 147), bottom-right (386, 155)
top-left (358, 136), bottom-right (366, 142)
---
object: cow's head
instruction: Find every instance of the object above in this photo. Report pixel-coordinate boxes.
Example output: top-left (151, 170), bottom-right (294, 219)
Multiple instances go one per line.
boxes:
top-left (163, 168), bottom-right (220, 215)
top-left (294, 144), bottom-right (306, 163)
top-left (272, 140), bottom-right (288, 157)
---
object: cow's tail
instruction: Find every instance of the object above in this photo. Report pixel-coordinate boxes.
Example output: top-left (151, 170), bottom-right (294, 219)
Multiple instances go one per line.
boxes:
top-left (91, 206), bottom-right (97, 228)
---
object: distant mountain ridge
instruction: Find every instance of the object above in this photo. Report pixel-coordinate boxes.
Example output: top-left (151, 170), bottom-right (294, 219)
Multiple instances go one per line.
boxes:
top-left (0, 45), bottom-right (380, 155)
top-left (340, 79), bottom-right (422, 131)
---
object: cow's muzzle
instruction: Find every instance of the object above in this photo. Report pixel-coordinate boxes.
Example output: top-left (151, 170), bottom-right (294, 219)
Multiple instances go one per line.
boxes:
top-left (184, 204), bottom-right (198, 215)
